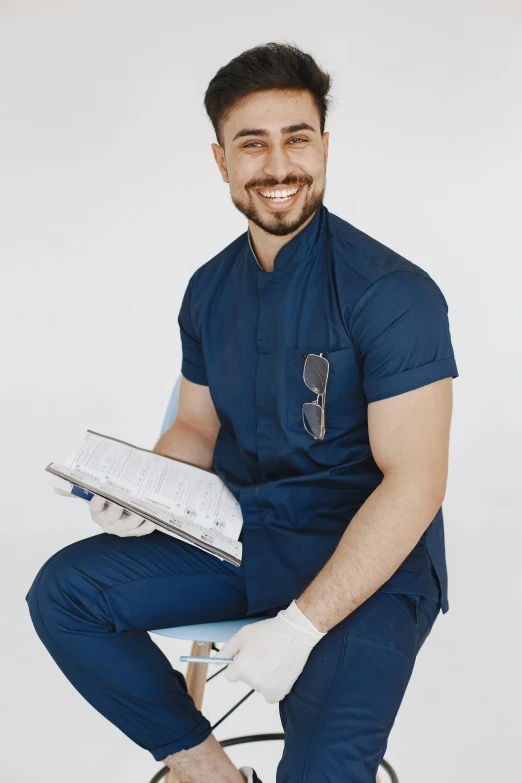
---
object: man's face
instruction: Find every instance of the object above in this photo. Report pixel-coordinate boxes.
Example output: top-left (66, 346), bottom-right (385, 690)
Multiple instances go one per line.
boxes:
top-left (212, 89), bottom-right (329, 237)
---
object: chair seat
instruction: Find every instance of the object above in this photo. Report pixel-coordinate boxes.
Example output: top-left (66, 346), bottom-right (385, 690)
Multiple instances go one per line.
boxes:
top-left (150, 617), bottom-right (264, 643)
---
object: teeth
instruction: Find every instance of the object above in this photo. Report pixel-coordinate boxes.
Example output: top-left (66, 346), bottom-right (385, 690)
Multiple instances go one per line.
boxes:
top-left (258, 187), bottom-right (299, 199)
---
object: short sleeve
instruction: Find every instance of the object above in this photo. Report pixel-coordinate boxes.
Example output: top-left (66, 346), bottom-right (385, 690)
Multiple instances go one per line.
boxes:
top-left (350, 270), bottom-right (458, 403)
top-left (177, 275), bottom-right (208, 386)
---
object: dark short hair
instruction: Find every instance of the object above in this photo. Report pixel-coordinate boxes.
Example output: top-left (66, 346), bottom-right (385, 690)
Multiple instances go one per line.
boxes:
top-left (203, 41), bottom-right (334, 147)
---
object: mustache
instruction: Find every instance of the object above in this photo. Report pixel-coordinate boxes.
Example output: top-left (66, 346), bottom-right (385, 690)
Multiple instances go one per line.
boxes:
top-left (248, 177), bottom-right (312, 189)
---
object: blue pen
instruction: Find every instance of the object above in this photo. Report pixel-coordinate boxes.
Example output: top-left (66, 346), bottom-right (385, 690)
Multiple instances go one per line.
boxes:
top-left (179, 655), bottom-right (234, 665)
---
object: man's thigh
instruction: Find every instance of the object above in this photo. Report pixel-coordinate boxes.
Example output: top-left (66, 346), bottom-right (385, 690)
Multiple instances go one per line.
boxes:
top-left (276, 590), bottom-right (440, 783)
top-left (27, 529), bottom-right (251, 632)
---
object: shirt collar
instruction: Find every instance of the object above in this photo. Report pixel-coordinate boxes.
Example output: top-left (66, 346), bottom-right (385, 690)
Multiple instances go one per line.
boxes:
top-left (246, 204), bottom-right (327, 277)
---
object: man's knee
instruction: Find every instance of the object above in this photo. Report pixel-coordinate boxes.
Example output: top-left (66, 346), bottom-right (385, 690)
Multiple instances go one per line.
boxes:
top-left (25, 537), bottom-right (102, 631)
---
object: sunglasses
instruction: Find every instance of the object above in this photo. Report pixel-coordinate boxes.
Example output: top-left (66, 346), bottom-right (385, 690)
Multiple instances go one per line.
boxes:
top-left (301, 352), bottom-right (329, 440)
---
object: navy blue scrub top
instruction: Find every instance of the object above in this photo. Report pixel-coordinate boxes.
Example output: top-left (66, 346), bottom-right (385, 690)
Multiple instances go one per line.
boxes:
top-left (178, 204), bottom-right (458, 615)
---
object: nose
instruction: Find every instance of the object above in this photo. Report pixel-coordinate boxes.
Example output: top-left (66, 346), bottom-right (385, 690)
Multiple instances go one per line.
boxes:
top-left (262, 143), bottom-right (296, 183)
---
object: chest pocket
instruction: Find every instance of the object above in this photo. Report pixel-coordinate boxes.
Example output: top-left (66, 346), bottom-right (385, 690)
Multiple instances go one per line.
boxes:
top-left (286, 346), bottom-right (361, 430)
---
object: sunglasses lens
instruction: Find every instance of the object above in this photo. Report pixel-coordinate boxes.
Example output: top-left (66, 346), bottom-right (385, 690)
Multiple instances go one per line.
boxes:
top-left (303, 402), bottom-right (324, 438)
top-left (304, 354), bottom-right (329, 395)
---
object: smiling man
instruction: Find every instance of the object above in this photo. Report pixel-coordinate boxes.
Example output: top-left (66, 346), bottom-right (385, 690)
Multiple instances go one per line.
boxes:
top-left (220, 93), bottom-right (326, 249)
top-left (26, 42), bottom-right (458, 783)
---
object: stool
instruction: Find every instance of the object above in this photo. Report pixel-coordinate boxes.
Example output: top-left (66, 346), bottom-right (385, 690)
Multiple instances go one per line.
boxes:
top-left (147, 375), bottom-right (398, 782)
top-left (146, 618), bottom-right (398, 783)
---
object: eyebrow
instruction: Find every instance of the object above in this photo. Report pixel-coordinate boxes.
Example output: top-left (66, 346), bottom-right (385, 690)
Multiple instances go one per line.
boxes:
top-left (232, 122), bottom-right (317, 142)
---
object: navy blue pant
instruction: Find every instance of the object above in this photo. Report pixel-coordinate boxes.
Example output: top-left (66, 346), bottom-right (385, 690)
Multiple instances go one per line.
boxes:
top-left (26, 530), bottom-right (440, 781)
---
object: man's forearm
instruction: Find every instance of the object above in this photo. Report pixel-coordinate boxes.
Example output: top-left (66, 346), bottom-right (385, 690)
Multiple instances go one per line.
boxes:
top-left (295, 474), bottom-right (444, 633)
top-left (152, 419), bottom-right (216, 472)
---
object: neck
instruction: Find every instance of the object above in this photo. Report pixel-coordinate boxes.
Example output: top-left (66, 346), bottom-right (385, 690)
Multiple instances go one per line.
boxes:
top-left (248, 210), bottom-right (317, 272)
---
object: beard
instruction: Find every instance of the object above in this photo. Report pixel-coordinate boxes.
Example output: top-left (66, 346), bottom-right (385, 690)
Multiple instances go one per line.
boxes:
top-left (229, 178), bottom-right (326, 237)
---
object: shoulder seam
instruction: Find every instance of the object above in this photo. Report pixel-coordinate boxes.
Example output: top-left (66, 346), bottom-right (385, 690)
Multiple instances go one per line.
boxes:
top-left (347, 268), bottom-right (438, 335)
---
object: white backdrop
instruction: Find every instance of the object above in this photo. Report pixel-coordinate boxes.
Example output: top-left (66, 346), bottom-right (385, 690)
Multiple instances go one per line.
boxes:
top-left (1, 1), bottom-right (520, 781)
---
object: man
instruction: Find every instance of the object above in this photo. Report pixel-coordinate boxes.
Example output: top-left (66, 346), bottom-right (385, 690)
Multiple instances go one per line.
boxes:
top-left (27, 42), bottom-right (458, 782)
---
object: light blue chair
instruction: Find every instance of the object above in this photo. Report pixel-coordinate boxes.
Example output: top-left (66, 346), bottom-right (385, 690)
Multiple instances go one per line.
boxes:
top-left (147, 374), bottom-right (398, 783)
top-left (151, 371), bottom-right (265, 645)
top-left (147, 374), bottom-right (283, 783)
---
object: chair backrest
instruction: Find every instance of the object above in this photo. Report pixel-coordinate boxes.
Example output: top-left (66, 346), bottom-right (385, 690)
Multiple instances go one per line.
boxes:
top-left (159, 373), bottom-right (182, 438)
top-left (152, 374), bottom-right (267, 642)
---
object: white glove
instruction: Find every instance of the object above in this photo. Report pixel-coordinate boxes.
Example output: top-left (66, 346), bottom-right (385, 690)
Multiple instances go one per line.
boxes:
top-left (219, 600), bottom-right (327, 704)
top-left (88, 495), bottom-right (156, 537)
top-left (52, 486), bottom-right (155, 537)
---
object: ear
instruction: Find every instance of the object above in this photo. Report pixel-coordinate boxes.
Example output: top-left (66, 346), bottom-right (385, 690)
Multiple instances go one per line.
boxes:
top-left (322, 131), bottom-right (330, 167)
top-left (211, 143), bottom-right (229, 184)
